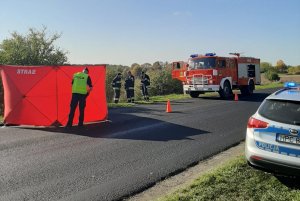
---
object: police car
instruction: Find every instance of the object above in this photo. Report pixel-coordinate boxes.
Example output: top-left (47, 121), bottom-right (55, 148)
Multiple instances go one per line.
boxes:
top-left (245, 82), bottom-right (300, 176)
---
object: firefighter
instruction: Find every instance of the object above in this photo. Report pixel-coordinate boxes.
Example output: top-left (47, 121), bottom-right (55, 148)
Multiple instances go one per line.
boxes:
top-left (140, 71), bottom-right (150, 101)
top-left (66, 67), bottom-right (92, 128)
top-left (112, 73), bottom-right (122, 103)
top-left (125, 71), bottom-right (135, 103)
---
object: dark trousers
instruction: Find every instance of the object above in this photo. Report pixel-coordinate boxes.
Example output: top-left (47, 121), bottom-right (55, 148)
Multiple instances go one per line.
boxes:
top-left (67, 93), bottom-right (87, 126)
top-left (126, 88), bottom-right (134, 103)
top-left (113, 88), bottom-right (120, 103)
top-left (141, 85), bottom-right (149, 100)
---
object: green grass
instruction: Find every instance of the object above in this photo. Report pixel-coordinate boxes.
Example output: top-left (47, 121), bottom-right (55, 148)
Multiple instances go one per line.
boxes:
top-left (108, 94), bottom-right (190, 107)
top-left (0, 115), bottom-right (2, 122)
top-left (159, 156), bottom-right (300, 201)
top-left (256, 82), bottom-right (283, 90)
top-left (108, 102), bottom-right (135, 108)
top-left (136, 94), bottom-right (189, 104)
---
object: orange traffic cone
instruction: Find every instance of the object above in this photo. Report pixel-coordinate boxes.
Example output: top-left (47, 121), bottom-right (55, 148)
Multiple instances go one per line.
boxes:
top-left (234, 93), bottom-right (239, 101)
top-left (166, 99), bottom-right (172, 113)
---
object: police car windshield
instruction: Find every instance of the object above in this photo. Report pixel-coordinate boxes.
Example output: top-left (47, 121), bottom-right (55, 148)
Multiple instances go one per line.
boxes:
top-left (188, 58), bottom-right (216, 69)
top-left (258, 99), bottom-right (300, 125)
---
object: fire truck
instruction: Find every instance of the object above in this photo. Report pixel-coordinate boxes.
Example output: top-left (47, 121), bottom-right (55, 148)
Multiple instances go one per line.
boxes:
top-left (172, 53), bottom-right (261, 99)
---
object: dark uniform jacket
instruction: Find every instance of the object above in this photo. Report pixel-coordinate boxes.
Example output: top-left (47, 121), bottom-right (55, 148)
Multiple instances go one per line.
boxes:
top-left (125, 75), bottom-right (135, 90)
top-left (141, 74), bottom-right (150, 86)
top-left (112, 75), bottom-right (121, 88)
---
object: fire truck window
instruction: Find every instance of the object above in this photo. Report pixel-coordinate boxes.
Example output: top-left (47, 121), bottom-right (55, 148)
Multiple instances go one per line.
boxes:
top-left (195, 62), bottom-right (204, 69)
top-left (248, 64), bottom-right (256, 77)
top-left (206, 62), bottom-right (211, 68)
top-left (176, 63), bottom-right (181, 69)
top-left (188, 58), bottom-right (215, 69)
top-left (218, 60), bottom-right (226, 68)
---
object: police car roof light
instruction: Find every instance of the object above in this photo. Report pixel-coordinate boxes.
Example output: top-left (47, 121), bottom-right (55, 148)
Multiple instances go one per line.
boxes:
top-left (190, 54), bottom-right (198, 58)
top-left (205, 53), bottom-right (216, 56)
top-left (284, 82), bottom-right (298, 88)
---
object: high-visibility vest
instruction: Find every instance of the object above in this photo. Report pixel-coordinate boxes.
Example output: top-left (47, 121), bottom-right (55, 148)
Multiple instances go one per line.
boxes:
top-left (72, 72), bottom-right (88, 94)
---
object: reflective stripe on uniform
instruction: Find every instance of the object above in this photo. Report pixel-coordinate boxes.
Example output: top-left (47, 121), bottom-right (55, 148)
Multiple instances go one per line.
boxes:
top-left (113, 87), bottom-right (120, 90)
top-left (114, 98), bottom-right (119, 100)
top-left (128, 87), bottom-right (134, 90)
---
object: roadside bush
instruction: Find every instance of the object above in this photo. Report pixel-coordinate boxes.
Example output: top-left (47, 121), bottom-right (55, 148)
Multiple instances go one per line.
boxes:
top-left (287, 66), bottom-right (300, 75)
top-left (134, 78), bottom-right (143, 101)
top-left (260, 62), bottom-right (273, 73)
top-left (265, 70), bottom-right (280, 81)
top-left (148, 67), bottom-right (183, 96)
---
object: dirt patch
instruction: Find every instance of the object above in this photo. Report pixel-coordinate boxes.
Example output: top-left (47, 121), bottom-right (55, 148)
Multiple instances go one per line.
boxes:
top-left (126, 142), bottom-right (245, 201)
top-left (279, 74), bottom-right (300, 82)
top-left (260, 73), bottom-right (271, 84)
top-left (261, 74), bottom-right (300, 84)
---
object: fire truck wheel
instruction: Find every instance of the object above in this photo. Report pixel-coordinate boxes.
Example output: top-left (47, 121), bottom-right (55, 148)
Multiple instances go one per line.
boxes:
top-left (190, 91), bottom-right (200, 98)
top-left (219, 81), bottom-right (232, 99)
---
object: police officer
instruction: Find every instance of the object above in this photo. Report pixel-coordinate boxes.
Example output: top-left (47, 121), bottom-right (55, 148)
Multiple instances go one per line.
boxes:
top-left (141, 71), bottom-right (150, 101)
top-left (112, 73), bottom-right (122, 103)
top-left (125, 71), bottom-right (135, 103)
top-left (66, 67), bottom-right (92, 128)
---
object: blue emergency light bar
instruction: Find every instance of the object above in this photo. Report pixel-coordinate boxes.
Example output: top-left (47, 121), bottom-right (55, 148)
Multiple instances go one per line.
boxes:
top-left (190, 54), bottom-right (198, 58)
top-left (284, 82), bottom-right (299, 88)
top-left (205, 53), bottom-right (216, 56)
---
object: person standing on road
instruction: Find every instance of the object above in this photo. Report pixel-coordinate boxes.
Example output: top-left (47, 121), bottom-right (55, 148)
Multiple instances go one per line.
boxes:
top-left (140, 71), bottom-right (150, 101)
top-left (112, 73), bottom-right (122, 103)
top-left (66, 67), bottom-right (92, 128)
top-left (125, 71), bottom-right (135, 103)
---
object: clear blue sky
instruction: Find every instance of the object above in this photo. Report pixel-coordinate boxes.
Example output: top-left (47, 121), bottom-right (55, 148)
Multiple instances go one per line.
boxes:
top-left (1, 0), bottom-right (300, 66)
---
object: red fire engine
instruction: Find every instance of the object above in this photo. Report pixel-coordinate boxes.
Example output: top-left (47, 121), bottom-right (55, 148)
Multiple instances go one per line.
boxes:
top-left (172, 53), bottom-right (261, 99)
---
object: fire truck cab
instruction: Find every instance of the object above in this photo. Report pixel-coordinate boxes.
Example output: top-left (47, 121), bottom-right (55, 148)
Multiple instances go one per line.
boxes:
top-left (172, 53), bottom-right (261, 99)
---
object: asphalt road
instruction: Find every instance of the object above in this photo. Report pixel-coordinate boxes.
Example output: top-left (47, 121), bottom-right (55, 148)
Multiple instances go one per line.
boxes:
top-left (0, 89), bottom-right (276, 201)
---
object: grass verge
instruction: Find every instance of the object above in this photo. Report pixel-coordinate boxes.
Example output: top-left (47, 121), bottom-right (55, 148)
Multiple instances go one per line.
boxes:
top-left (109, 94), bottom-right (190, 107)
top-left (256, 82), bottom-right (283, 90)
top-left (0, 115), bottom-right (2, 122)
top-left (136, 94), bottom-right (189, 104)
top-left (108, 102), bottom-right (135, 108)
top-left (159, 156), bottom-right (300, 201)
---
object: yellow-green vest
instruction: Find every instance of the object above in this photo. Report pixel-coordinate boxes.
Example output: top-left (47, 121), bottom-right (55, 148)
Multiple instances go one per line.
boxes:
top-left (72, 72), bottom-right (88, 94)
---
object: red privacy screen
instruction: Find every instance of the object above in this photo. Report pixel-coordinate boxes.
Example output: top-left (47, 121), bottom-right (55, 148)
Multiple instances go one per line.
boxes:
top-left (0, 65), bottom-right (107, 126)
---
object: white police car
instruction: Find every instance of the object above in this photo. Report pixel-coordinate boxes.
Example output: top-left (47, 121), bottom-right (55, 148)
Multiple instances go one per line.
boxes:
top-left (245, 82), bottom-right (300, 176)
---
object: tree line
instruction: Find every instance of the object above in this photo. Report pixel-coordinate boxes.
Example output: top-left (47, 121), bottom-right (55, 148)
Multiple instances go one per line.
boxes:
top-left (261, 61), bottom-right (300, 81)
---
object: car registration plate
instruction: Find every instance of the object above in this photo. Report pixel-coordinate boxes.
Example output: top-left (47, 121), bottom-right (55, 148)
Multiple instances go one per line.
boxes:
top-left (276, 134), bottom-right (300, 145)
